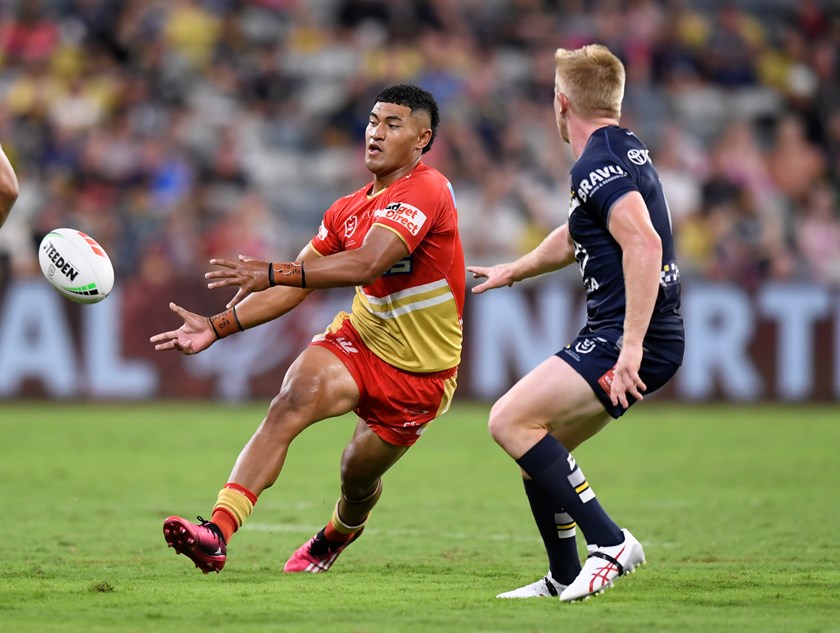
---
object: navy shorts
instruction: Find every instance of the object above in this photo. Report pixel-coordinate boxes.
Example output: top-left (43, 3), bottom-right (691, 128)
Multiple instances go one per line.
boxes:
top-left (556, 330), bottom-right (682, 419)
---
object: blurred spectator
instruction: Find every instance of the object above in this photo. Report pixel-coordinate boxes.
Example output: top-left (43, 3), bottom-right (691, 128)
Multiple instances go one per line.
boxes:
top-left (766, 114), bottom-right (826, 204)
top-left (456, 165), bottom-right (530, 266)
top-left (1, 1), bottom-right (60, 65)
top-left (795, 182), bottom-right (840, 285)
top-left (703, 3), bottom-right (763, 87)
top-left (164, 0), bottom-right (222, 71)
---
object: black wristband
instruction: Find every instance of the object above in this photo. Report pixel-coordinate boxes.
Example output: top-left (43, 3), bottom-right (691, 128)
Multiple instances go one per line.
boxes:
top-left (267, 262), bottom-right (275, 287)
top-left (300, 262), bottom-right (306, 289)
top-left (232, 305), bottom-right (244, 331)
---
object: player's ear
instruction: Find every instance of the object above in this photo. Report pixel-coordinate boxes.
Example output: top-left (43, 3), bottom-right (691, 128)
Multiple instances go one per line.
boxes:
top-left (417, 127), bottom-right (432, 151)
top-left (558, 92), bottom-right (570, 114)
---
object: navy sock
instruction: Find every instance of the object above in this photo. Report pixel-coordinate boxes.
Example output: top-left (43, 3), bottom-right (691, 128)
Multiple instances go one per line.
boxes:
top-left (522, 478), bottom-right (581, 585)
top-left (516, 434), bottom-right (623, 548)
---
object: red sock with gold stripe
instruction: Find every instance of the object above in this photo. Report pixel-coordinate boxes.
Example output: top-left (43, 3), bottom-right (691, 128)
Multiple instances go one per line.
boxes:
top-left (323, 504), bottom-right (364, 543)
top-left (211, 483), bottom-right (258, 544)
top-left (322, 481), bottom-right (382, 542)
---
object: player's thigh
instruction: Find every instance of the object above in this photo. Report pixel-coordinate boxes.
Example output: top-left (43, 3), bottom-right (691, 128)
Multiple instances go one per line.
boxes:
top-left (549, 409), bottom-right (613, 452)
top-left (340, 419), bottom-right (409, 494)
top-left (490, 355), bottom-right (606, 436)
top-left (269, 346), bottom-right (360, 429)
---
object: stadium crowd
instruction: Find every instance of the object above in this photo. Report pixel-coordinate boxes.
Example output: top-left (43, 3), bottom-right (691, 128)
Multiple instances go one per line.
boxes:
top-left (2, 0), bottom-right (840, 290)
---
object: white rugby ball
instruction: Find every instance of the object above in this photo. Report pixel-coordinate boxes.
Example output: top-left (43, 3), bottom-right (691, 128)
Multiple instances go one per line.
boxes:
top-left (38, 228), bottom-right (115, 304)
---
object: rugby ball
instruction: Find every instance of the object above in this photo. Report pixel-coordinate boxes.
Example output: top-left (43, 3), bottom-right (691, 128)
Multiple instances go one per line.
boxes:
top-left (38, 228), bottom-right (115, 304)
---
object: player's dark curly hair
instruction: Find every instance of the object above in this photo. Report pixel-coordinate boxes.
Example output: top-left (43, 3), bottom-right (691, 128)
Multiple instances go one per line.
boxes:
top-left (374, 84), bottom-right (440, 154)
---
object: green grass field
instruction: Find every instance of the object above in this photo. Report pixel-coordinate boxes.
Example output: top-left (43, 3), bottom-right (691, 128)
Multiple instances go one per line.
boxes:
top-left (1, 400), bottom-right (838, 633)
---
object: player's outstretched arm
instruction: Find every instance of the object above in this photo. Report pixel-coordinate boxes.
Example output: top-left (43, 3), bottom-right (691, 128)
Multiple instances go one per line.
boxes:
top-left (206, 228), bottom-right (409, 307)
top-left (206, 254), bottom-right (307, 309)
top-left (204, 240), bottom-right (321, 311)
top-left (150, 302), bottom-right (220, 355)
top-left (468, 224), bottom-right (576, 294)
top-left (0, 143), bottom-right (20, 230)
top-left (151, 245), bottom-right (322, 355)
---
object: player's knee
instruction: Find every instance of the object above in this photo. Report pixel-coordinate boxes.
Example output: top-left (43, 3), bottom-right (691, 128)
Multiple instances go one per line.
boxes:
top-left (266, 391), bottom-right (293, 420)
top-left (270, 375), bottom-right (324, 414)
top-left (262, 389), bottom-right (316, 437)
top-left (487, 401), bottom-right (514, 447)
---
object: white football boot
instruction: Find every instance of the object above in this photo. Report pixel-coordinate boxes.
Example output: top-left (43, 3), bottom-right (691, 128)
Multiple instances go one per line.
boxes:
top-left (559, 528), bottom-right (645, 602)
top-left (496, 571), bottom-right (567, 598)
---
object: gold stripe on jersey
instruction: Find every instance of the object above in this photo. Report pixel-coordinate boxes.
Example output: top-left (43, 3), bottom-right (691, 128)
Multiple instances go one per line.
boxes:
top-left (361, 279), bottom-right (454, 319)
top-left (349, 279), bottom-right (461, 373)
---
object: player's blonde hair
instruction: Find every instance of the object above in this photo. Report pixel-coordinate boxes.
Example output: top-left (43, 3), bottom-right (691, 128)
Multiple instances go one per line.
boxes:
top-left (555, 44), bottom-right (625, 119)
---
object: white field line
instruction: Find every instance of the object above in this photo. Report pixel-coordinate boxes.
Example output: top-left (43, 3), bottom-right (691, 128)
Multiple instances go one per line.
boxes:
top-left (241, 522), bottom-right (679, 548)
top-left (242, 522), bottom-right (540, 543)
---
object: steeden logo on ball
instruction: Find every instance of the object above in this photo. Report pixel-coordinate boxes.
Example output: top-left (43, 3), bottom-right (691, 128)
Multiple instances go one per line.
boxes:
top-left (38, 228), bottom-right (115, 304)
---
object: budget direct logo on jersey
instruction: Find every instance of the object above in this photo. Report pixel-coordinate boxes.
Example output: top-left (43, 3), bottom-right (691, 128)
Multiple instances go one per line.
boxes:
top-left (375, 202), bottom-right (427, 236)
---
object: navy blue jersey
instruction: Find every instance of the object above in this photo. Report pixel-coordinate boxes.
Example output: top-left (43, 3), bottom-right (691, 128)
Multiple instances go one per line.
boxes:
top-left (568, 125), bottom-right (683, 363)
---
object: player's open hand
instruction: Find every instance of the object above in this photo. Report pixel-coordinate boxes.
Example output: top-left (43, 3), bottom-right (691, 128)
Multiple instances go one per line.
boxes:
top-left (205, 255), bottom-right (269, 308)
top-left (150, 302), bottom-right (217, 354)
top-left (467, 263), bottom-right (516, 294)
top-left (609, 345), bottom-right (647, 409)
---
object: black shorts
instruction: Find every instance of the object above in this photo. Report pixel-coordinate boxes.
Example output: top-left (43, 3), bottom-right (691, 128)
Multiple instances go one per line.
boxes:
top-left (556, 329), bottom-right (682, 419)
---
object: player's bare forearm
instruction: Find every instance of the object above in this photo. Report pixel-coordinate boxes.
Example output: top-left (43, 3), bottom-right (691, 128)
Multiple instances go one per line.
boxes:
top-left (514, 224), bottom-right (577, 279)
top-left (609, 238), bottom-right (659, 407)
top-left (621, 237), bottom-right (661, 349)
top-left (469, 224), bottom-right (575, 294)
top-left (232, 285), bottom-right (313, 328)
top-left (0, 144), bottom-right (20, 229)
top-left (602, 192), bottom-right (662, 406)
top-left (149, 286), bottom-right (312, 354)
top-left (609, 193), bottom-right (662, 349)
top-left (299, 247), bottom-right (391, 287)
top-left (298, 226), bottom-right (408, 288)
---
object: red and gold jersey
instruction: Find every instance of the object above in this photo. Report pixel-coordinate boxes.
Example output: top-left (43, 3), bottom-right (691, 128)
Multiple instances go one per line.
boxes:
top-left (310, 162), bottom-right (465, 373)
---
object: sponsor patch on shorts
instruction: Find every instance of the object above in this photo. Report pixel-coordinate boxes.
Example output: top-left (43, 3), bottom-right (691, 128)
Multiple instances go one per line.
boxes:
top-left (597, 366), bottom-right (616, 396)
